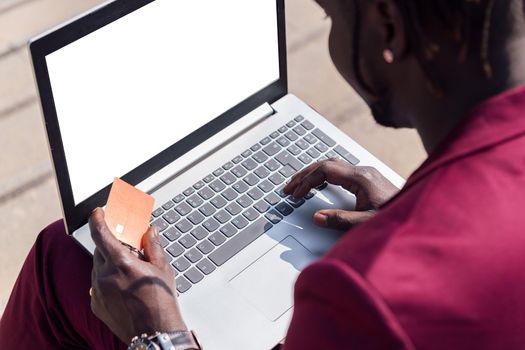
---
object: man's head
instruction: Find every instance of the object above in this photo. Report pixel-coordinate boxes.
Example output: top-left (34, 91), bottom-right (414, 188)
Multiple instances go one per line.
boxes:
top-left (316, 0), bottom-right (525, 132)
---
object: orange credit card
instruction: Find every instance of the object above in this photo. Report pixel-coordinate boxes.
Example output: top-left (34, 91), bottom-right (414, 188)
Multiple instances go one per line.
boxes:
top-left (104, 178), bottom-right (155, 250)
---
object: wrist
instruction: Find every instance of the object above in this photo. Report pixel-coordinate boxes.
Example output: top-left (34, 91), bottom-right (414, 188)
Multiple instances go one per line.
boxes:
top-left (128, 330), bottom-right (202, 350)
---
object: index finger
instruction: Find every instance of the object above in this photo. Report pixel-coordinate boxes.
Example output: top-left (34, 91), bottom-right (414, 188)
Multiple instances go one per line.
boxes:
top-left (88, 208), bottom-right (126, 260)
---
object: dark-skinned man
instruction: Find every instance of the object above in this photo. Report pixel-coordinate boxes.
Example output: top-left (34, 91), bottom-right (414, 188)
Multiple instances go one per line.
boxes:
top-left (2, 0), bottom-right (525, 349)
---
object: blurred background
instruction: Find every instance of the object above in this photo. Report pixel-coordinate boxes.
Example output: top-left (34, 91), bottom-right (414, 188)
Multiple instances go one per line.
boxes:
top-left (0, 0), bottom-right (425, 314)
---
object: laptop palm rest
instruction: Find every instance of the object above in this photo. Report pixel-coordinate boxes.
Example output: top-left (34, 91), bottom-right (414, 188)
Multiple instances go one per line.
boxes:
top-left (228, 236), bottom-right (316, 321)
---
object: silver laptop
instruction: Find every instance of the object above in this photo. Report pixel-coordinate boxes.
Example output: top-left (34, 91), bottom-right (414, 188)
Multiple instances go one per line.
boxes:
top-left (30, 0), bottom-right (404, 349)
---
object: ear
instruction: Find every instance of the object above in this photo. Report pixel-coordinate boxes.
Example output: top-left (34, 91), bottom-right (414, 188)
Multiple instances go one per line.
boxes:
top-left (372, 0), bottom-right (408, 60)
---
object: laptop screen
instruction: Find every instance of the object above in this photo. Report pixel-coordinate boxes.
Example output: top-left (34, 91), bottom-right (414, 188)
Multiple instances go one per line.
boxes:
top-left (45, 0), bottom-right (280, 205)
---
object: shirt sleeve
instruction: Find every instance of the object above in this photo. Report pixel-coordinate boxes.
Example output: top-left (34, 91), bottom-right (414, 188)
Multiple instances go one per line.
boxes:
top-left (283, 259), bottom-right (415, 350)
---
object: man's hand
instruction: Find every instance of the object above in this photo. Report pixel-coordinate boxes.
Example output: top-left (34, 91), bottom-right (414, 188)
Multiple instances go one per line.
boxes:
top-left (283, 159), bottom-right (399, 230)
top-left (89, 208), bottom-right (186, 344)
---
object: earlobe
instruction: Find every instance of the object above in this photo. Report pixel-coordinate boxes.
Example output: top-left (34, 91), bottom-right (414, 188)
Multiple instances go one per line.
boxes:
top-left (383, 48), bottom-right (395, 63)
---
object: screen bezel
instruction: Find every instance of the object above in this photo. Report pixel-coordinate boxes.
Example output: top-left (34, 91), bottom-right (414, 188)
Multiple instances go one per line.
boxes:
top-left (30, 0), bottom-right (287, 234)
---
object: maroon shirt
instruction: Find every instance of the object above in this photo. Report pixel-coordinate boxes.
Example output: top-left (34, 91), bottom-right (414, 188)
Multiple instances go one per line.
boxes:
top-left (284, 85), bottom-right (525, 349)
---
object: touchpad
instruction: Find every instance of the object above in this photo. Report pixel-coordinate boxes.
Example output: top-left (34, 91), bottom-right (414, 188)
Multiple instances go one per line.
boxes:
top-left (229, 236), bottom-right (316, 321)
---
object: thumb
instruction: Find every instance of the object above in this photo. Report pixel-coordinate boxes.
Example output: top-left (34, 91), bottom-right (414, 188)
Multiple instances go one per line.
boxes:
top-left (142, 226), bottom-right (166, 267)
top-left (313, 209), bottom-right (375, 230)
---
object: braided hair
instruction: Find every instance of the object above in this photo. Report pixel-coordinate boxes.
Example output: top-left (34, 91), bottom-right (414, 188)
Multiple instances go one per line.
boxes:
top-left (343, 0), bottom-right (499, 97)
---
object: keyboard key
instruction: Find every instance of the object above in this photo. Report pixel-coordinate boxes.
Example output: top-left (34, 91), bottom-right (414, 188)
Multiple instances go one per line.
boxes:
top-left (197, 240), bottom-right (215, 254)
top-left (187, 211), bottom-right (205, 225)
top-left (278, 125), bottom-right (288, 133)
top-left (312, 128), bottom-right (336, 147)
top-left (193, 181), bottom-right (205, 190)
top-left (296, 139), bottom-right (309, 150)
top-left (247, 187), bottom-right (264, 200)
top-left (286, 120), bottom-right (296, 128)
top-left (162, 210), bottom-right (181, 225)
top-left (243, 208), bottom-right (259, 221)
top-left (287, 196), bottom-right (306, 208)
top-left (220, 172), bottom-right (236, 186)
top-left (214, 210), bottom-right (232, 224)
top-left (244, 173), bottom-right (260, 186)
top-left (277, 136), bottom-right (290, 147)
top-left (196, 258), bottom-right (216, 275)
top-left (301, 120), bottom-right (315, 130)
top-left (298, 153), bottom-right (313, 165)
top-left (232, 215), bottom-right (249, 229)
top-left (179, 235), bottom-right (197, 249)
top-left (305, 191), bottom-right (316, 199)
top-left (326, 150), bottom-right (339, 159)
top-left (265, 159), bottom-right (281, 172)
top-left (270, 131), bottom-right (280, 139)
top-left (198, 187), bottom-right (215, 200)
top-left (285, 131), bottom-right (298, 142)
top-left (209, 217), bottom-right (273, 266)
top-left (260, 137), bottom-right (271, 145)
top-left (250, 144), bottom-right (262, 152)
top-left (279, 165), bottom-right (296, 178)
top-left (269, 173), bottom-right (286, 185)
top-left (222, 162), bottom-right (234, 170)
top-left (164, 227), bottom-right (182, 241)
top-left (176, 276), bottom-right (192, 293)
top-left (287, 144), bottom-right (302, 156)
top-left (254, 166), bottom-right (271, 179)
top-left (264, 192), bottom-right (281, 206)
top-left (258, 180), bottom-right (274, 193)
top-left (211, 195), bottom-right (227, 208)
top-left (220, 223), bottom-right (238, 238)
top-left (294, 115), bottom-right (305, 122)
top-left (167, 242), bottom-right (185, 258)
top-left (209, 179), bottom-right (227, 192)
top-left (152, 218), bottom-right (169, 232)
top-left (252, 151), bottom-right (269, 164)
top-left (237, 194), bottom-right (253, 208)
top-left (152, 207), bottom-right (164, 217)
top-left (185, 267), bottom-right (204, 284)
top-left (221, 188), bottom-right (238, 201)
top-left (175, 203), bottom-right (192, 216)
top-left (186, 194), bottom-right (204, 208)
top-left (203, 217), bottom-right (220, 232)
top-left (162, 200), bottom-right (175, 211)
top-left (241, 149), bottom-right (252, 158)
top-left (262, 142), bottom-right (281, 157)
top-left (172, 256), bottom-right (191, 272)
top-left (307, 147), bottom-right (321, 159)
top-left (254, 200), bottom-right (271, 213)
top-left (175, 219), bottom-right (193, 233)
top-left (232, 155), bottom-right (244, 164)
top-left (275, 186), bottom-right (288, 198)
top-left (213, 168), bottom-right (225, 177)
top-left (203, 174), bottom-right (215, 183)
top-left (173, 194), bottom-right (186, 203)
top-left (191, 226), bottom-right (208, 240)
top-left (275, 151), bottom-right (303, 171)
top-left (315, 142), bottom-right (329, 153)
top-left (209, 232), bottom-right (227, 246)
top-left (304, 134), bottom-right (317, 144)
top-left (276, 202), bottom-right (294, 216)
top-left (185, 248), bottom-right (203, 263)
top-left (159, 235), bottom-right (170, 248)
top-left (265, 210), bottom-right (283, 224)
top-left (183, 187), bottom-right (195, 196)
top-left (199, 203), bottom-right (216, 217)
top-left (225, 202), bottom-right (242, 216)
top-left (242, 158), bottom-right (258, 171)
top-left (293, 125), bottom-right (307, 136)
top-left (233, 180), bottom-right (249, 194)
top-left (333, 145), bottom-right (360, 165)
top-left (232, 165), bottom-right (248, 178)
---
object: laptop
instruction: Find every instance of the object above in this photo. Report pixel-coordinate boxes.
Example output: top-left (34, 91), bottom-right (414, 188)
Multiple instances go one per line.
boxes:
top-left (29, 0), bottom-right (404, 348)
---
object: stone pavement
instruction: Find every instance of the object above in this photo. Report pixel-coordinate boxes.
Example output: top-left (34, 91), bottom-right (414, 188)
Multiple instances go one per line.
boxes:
top-left (0, 0), bottom-right (426, 314)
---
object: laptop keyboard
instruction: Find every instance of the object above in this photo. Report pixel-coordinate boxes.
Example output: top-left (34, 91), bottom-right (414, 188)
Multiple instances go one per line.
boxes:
top-left (149, 115), bottom-right (360, 294)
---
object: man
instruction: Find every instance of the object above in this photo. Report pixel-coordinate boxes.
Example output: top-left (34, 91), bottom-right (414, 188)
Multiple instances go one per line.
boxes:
top-left (2, 0), bottom-right (525, 348)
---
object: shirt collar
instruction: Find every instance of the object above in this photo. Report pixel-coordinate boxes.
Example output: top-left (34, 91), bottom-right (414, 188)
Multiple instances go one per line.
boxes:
top-left (403, 84), bottom-right (525, 190)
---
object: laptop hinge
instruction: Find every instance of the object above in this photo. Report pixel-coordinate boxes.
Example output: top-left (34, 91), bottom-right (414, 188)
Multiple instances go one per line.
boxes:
top-left (138, 102), bottom-right (275, 193)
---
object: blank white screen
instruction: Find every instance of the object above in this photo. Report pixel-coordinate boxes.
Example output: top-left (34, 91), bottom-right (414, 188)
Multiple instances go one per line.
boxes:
top-left (46, 0), bottom-right (279, 204)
